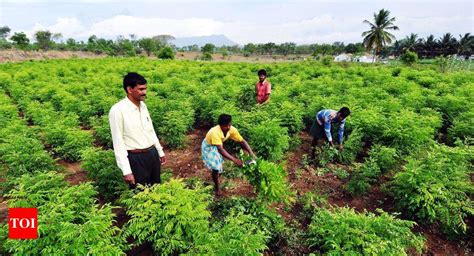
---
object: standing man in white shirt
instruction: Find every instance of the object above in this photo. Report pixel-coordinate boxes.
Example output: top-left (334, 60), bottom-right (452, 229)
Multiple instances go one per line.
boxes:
top-left (109, 72), bottom-right (166, 189)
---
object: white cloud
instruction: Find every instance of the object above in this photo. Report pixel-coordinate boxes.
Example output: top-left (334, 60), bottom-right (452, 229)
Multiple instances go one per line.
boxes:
top-left (16, 12), bottom-right (473, 45)
top-left (85, 15), bottom-right (225, 38)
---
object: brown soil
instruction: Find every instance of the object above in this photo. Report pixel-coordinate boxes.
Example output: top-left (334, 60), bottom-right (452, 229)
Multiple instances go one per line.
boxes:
top-left (0, 50), bottom-right (310, 64)
top-left (57, 160), bottom-right (89, 185)
top-left (0, 49), bottom-right (106, 63)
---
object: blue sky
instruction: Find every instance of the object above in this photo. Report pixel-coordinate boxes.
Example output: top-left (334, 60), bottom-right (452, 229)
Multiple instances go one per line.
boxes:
top-left (1, 0), bottom-right (472, 44)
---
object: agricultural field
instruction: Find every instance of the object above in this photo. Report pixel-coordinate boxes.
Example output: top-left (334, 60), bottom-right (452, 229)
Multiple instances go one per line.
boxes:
top-left (0, 57), bottom-right (472, 255)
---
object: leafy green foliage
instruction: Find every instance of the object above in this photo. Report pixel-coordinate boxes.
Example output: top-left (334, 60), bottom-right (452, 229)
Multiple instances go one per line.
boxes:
top-left (44, 125), bottom-right (94, 161)
top-left (192, 211), bottom-right (269, 255)
top-left (121, 179), bottom-right (212, 255)
top-left (156, 46), bottom-right (175, 59)
top-left (209, 196), bottom-right (286, 240)
top-left (158, 108), bottom-right (194, 148)
top-left (336, 128), bottom-right (363, 164)
top-left (90, 115), bottom-right (113, 148)
top-left (245, 119), bottom-right (289, 161)
top-left (0, 172), bottom-right (126, 255)
top-left (400, 50), bottom-right (418, 65)
top-left (0, 134), bottom-right (56, 178)
top-left (346, 144), bottom-right (398, 195)
top-left (315, 129), bottom-right (363, 166)
top-left (448, 110), bottom-right (474, 144)
top-left (308, 207), bottom-right (425, 255)
top-left (241, 159), bottom-right (293, 204)
top-left (81, 147), bottom-right (127, 200)
top-left (387, 144), bottom-right (474, 236)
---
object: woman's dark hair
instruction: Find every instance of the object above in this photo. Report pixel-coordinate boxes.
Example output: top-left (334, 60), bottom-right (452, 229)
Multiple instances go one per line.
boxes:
top-left (338, 107), bottom-right (351, 118)
top-left (257, 69), bottom-right (267, 76)
top-left (218, 114), bottom-right (232, 126)
top-left (123, 72), bottom-right (147, 92)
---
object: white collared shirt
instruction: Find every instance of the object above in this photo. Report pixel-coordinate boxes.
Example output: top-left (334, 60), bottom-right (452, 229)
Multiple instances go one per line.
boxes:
top-left (109, 97), bottom-right (165, 175)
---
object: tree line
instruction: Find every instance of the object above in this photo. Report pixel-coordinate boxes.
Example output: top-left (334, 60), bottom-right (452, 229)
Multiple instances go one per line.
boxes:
top-left (0, 25), bottom-right (472, 60)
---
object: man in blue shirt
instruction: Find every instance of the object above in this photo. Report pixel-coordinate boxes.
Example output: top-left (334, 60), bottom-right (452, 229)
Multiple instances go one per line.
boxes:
top-left (310, 107), bottom-right (350, 159)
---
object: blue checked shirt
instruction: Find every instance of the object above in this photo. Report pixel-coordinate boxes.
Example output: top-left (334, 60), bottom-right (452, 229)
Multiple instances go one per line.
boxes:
top-left (317, 109), bottom-right (346, 143)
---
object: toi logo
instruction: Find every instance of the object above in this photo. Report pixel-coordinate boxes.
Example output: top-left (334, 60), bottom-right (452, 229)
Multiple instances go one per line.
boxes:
top-left (8, 208), bottom-right (38, 239)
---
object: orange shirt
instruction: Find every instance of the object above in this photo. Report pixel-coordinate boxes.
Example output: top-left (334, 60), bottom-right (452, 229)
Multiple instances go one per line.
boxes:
top-left (256, 79), bottom-right (271, 104)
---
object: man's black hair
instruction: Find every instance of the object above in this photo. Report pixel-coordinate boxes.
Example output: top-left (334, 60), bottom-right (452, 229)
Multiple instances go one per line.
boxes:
top-left (257, 69), bottom-right (267, 76)
top-left (338, 107), bottom-right (351, 118)
top-left (123, 72), bottom-right (147, 92)
top-left (218, 114), bottom-right (232, 126)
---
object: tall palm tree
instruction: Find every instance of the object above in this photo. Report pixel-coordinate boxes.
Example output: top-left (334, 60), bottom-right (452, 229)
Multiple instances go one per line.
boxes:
top-left (458, 33), bottom-right (473, 59)
top-left (439, 33), bottom-right (457, 56)
top-left (362, 9), bottom-right (399, 62)
top-left (402, 33), bottom-right (420, 52)
top-left (421, 35), bottom-right (438, 58)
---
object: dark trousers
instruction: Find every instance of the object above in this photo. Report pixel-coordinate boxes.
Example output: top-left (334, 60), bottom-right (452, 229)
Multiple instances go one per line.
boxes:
top-left (127, 147), bottom-right (161, 189)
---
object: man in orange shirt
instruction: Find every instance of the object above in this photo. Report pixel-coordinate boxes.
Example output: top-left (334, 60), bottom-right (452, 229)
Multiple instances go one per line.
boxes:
top-left (256, 69), bottom-right (271, 104)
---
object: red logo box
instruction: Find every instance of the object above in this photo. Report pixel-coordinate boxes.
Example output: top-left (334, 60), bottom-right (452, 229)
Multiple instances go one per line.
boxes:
top-left (8, 208), bottom-right (38, 239)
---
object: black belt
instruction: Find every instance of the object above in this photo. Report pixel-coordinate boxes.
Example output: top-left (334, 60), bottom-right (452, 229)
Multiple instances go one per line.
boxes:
top-left (127, 146), bottom-right (154, 154)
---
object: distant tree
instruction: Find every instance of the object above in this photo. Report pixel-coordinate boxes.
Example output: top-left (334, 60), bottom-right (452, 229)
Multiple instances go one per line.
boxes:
top-left (66, 38), bottom-right (77, 50)
top-left (243, 43), bottom-right (257, 56)
top-left (185, 44), bottom-right (199, 52)
top-left (277, 42), bottom-right (297, 56)
top-left (219, 48), bottom-right (229, 59)
top-left (457, 33), bottom-right (473, 59)
top-left (314, 44), bottom-right (334, 56)
top-left (34, 30), bottom-right (53, 50)
top-left (401, 33), bottom-right (420, 52)
top-left (0, 26), bottom-right (11, 39)
top-left (419, 35), bottom-right (438, 58)
top-left (52, 33), bottom-right (62, 42)
top-left (10, 32), bottom-right (30, 51)
top-left (138, 38), bottom-right (159, 56)
top-left (362, 9), bottom-right (399, 61)
top-left (332, 41), bottom-right (345, 55)
top-left (201, 43), bottom-right (215, 54)
top-left (116, 37), bottom-right (136, 56)
top-left (262, 42), bottom-right (277, 55)
top-left (438, 33), bottom-right (457, 56)
top-left (344, 43), bottom-right (364, 54)
top-left (152, 35), bottom-right (175, 45)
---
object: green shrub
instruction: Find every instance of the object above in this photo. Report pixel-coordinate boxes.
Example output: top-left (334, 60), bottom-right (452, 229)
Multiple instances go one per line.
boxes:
top-left (156, 46), bottom-right (175, 59)
top-left (121, 179), bottom-right (212, 255)
top-left (158, 108), bottom-right (194, 148)
top-left (0, 172), bottom-right (126, 255)
top-left (245, 119), bottom-right (289, 161)
top-left (336, 128), bottom-right (363, 164)
top-left (387, 144), bottom-right (473, 236)
top-left (192, 211), bottom-right (269, 255)
top-left (448, 110), bottom-right (474, 144)
top-left (81, 148), bottom-right (127, 200)
top-left (346, 161), bottom-right (379, 195)
top-left (201, 52), bottom-right (213, 61)
top-left (209, 196), bottom-right (286, 240)
top-left (43, 126), bottom-right (94, 161)
top-left (400, 50), bottom-right (418, 65)
top-left (267, 101), bottom-right (305, 136)
top-left (321, 55), bottom-right (333, 66)
top-left (368, 144), bottom-right (398, 172)
top-left (0, 134), bottom-right (55, 178)
top-left (90, 115), bottom-right (113, 148)
top-left (308, 207), bottom-right (425, 255)
top-left (241, 159), bottom-right (293, 204)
